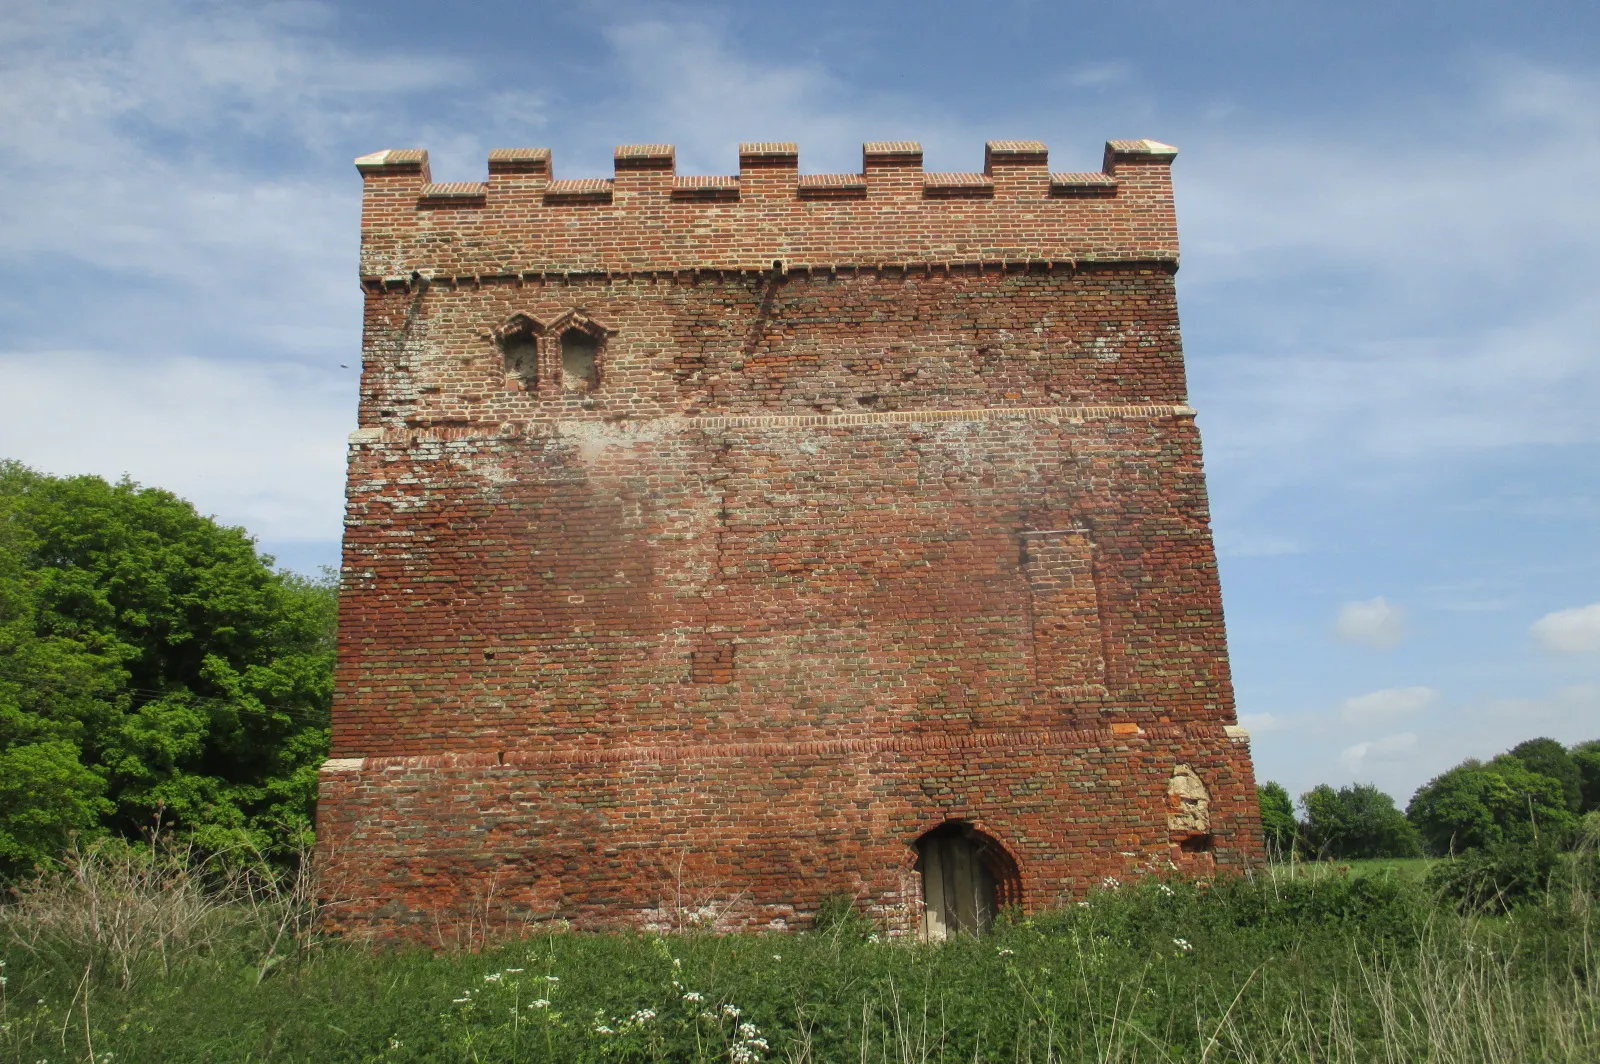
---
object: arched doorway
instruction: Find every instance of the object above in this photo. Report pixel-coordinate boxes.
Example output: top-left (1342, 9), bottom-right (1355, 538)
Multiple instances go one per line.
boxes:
top-left (914, 822), bottom-right (1021, 941)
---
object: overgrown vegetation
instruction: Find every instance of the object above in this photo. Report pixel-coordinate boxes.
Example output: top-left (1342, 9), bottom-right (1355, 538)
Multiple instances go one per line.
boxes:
top-left (4, 844), bottom-right (1600, 1062)
top-left (0, 461), bottom-right (336, 875)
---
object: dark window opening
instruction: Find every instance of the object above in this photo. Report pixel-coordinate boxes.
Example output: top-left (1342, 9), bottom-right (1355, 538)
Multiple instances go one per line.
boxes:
top-left (502, 336), bottom-right (539, 387)
top-left (915, 822), bottom-right (1021, 941)
top-left (1179, 833), bottom-right (1214, 854)
top-left (562, 328), bottom-right (600, 392)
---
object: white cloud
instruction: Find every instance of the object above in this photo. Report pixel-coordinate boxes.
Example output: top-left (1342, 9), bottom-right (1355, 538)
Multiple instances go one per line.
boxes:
top-left (1181, 60), bottom-right (1600, 494)
top-left (1334, 597), bottom-right (1407, 649)
top-left (1532, 604), bottom-right (1600, 654)
top-left (1274, 685), bottom-right (1600, 805)
top-left (0, 351), bottom-right (352, 543)
top-left (1341, 686), bottom-right (1438, 724)
top-left (589, 18), bottom-right (980, 177)
top-left (0, 1), bottom-right (466, 546)
top-left (596, 19), bottom-right (868, 175)
top-left (1063, 61), bottom-right (1133, 89)
top-left (1238, 712), bottom-right (1284, 734)
top-left (1340, 732), bottom-right (1419, 774)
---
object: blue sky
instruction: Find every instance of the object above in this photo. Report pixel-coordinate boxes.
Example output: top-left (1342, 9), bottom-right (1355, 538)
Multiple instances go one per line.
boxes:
top-left (3, 0), bottom-right (1598, 806)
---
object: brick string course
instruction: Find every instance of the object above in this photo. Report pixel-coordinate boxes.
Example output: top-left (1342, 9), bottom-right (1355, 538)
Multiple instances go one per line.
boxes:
top-left (319, 138), bottom-right (1265, 940)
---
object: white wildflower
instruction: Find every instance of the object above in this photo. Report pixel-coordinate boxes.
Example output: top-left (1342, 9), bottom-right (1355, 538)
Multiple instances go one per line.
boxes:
top-left (1173, 937), bottom-right (1193, 952)
top-left (866, 933), bottom-right (881, 944)
top-left (1157, 884), bottom-right (1175, 897)
top-left (594, 1024), bottom-right (615, 1035)
top-left (545, 975), bottom-right (561, 983)
top-left (997, 948), bottom-right (1015, 957)
top-left (503, 967), bottom-right (524, 973)
top-left (771, 954), bottom-right (782, 961)
top-left (530, 999), bottom-right (551, 1009)
top-left (483, 972), bottom-right (502, 983)
top-left (722, 1003), bottom-right (742, 1017)
top-left (452, 996), bottom-right (471, 1004)
top-left (683, 991), bottom-right (705, 1002)
top-left (632, 1009), bottom-right (657, 1023)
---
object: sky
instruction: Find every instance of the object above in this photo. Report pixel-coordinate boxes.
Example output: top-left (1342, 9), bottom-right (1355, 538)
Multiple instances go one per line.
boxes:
top-left (2, 0), bottom-right (1598, 807)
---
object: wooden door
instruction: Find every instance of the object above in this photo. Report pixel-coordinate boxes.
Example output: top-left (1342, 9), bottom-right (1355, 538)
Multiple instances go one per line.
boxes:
top-left (919, 832), bottom-right (997, 940)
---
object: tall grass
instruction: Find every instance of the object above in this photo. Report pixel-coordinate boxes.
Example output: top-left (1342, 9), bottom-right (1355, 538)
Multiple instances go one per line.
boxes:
top-left (2, 849), bottom-right (1597, 1062)
top-left (3, 832), bottom-right (324, 991)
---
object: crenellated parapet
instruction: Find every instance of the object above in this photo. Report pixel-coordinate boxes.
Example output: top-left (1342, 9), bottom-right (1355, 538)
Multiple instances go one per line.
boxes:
top-left (354, 139), bottom-right (1179, 281)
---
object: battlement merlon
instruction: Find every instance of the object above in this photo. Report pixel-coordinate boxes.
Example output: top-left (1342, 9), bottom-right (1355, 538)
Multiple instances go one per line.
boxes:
top-left (354, 139), bottom-right (1180, 281)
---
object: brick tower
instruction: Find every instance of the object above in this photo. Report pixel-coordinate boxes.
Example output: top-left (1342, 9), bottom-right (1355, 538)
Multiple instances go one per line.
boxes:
top-left (317, 138), bottom-right (1263, 939)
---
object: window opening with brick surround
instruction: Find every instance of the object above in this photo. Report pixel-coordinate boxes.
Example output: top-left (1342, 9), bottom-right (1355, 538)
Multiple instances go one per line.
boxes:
top-left (561, 328), bottom-right (600, 392)
top-left (494, 313), bottom-right (542, 390)
top-left (916, 822), bottom-right (1021, 940)
top-left (503, 335), bottom-right (539, 388)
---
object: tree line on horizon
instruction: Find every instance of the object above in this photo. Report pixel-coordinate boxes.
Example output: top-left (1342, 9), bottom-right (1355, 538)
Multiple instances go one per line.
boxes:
top-left (1258, 734), bottom-right (1600, 862)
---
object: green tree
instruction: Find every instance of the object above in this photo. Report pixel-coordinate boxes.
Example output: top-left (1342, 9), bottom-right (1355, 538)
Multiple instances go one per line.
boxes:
top-left (1407, 758), bottom-right (1576, 855)
top-left (1570, 740), bottom-right (1600, 813)
top-left (0, 460), bottom-right (336, 875)
top-left (1300, 783), bottom-right (1423, 860)
top-left (1506, 737), bottom-right (1583, 812)
top-left (1257, 781), bottom-right (1298, 859)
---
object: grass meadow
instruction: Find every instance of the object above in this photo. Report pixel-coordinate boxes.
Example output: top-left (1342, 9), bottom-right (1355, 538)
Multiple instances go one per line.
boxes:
top-left (2, 843), bottom-right (1597, 1063)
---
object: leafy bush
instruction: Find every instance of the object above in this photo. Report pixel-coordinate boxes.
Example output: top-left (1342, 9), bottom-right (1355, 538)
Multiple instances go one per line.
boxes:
top-left (811, 893), bottom-right (875, 940)
top-left (1425, 837), bottom-right (1584, 913)
top-left (0, 460), bottom-right (336, 874)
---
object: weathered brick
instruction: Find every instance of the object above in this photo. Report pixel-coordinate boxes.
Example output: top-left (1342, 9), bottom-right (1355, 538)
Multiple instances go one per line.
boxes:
top-left (318, 138), bottom-right (1263, 941)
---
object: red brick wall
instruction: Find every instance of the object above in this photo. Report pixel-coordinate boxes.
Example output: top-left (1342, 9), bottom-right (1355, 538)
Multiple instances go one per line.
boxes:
top-left (318, 139), bottom-right (1264, 939)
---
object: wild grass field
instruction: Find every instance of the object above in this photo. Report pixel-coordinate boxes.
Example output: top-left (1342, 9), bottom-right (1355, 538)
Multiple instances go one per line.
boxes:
top-left (3, 842), bottom-right (1598, 1064)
